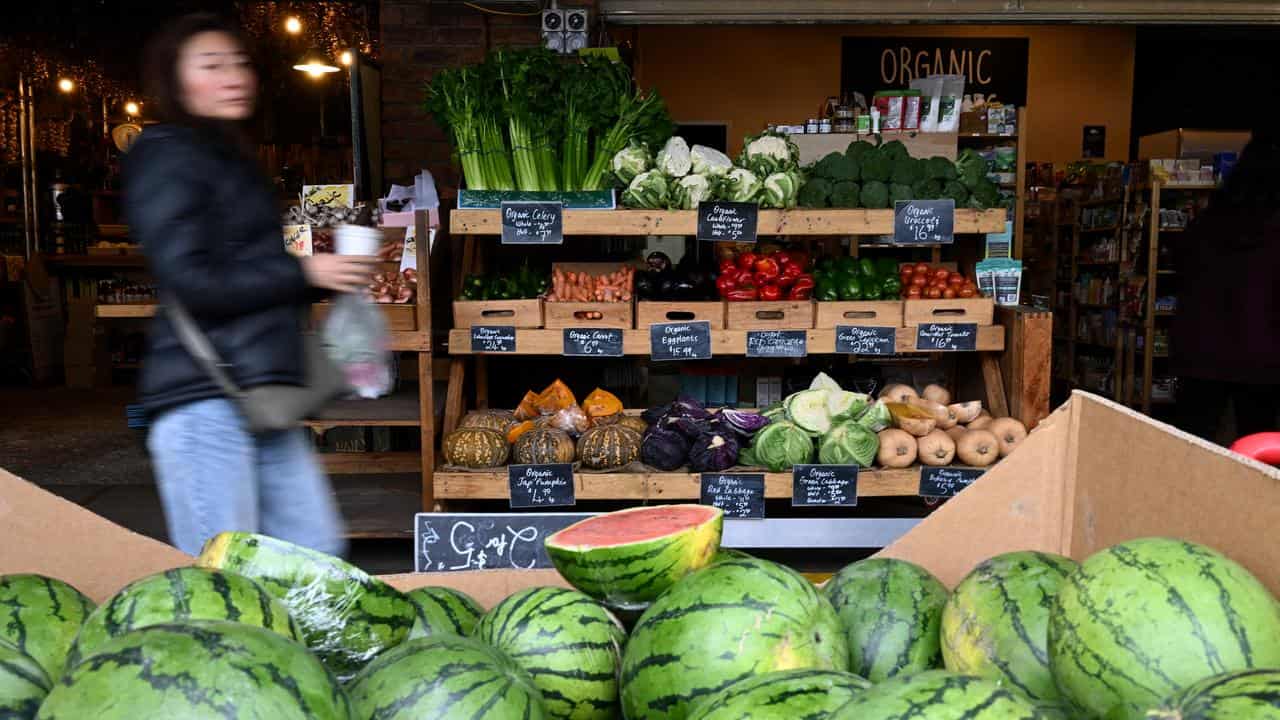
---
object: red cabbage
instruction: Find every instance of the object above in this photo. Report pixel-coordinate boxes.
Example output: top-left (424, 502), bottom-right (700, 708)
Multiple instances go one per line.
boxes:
top-left (688, 431), bottom-right (739, 472)
top-left (718, 408), bottom-right (771, 438)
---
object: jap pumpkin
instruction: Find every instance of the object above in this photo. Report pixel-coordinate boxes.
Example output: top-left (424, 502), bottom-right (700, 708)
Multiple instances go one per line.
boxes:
top-left (581, 388), bottom-right (623, 424)
top-left (617, 415), bottom-right (649, 435)
top-left (459, 409), bottom-right (517, 435)
top-left (514, 391), bottom-right (540, 421)
top-left (534, 380), bottom-right (577, 415)
top-left (514, 428), bottom-right (576, 465)
top-left (442, 428), bottom-right (509, 468)
top-left (576, 424), bottom-right (642, 469)
top-left (506, 419), bottom-right (538, 445)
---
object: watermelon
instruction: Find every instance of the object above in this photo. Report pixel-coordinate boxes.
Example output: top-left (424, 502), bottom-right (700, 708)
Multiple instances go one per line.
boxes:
top-left (822, 557), bottom-right (948, 682)
top-left (621, 555), bottom-right (848, 720)
top-left (346, 634), bottom-right (547, 720)
top-left (474, 587), bottom-right (625, 720)
top-left (407, 585), bottom-right (485, 639)
top-left (545, 505), bottom-right (723, 611)
top-left (36, 620), bottom-right (348, 720)
top-left (685, 669), bottom-right (870, 720)
top-left (941, 551), bottom-right (1078, 704)
top-left (0, 638), bottom-right (50, 719)
top-left (1146, 669), bottom-right (1280, 720)
top-left (196, 531), bottom-right (417, 681)
top-left (1049, 537), bottom-right (1280, 720)
top-left (828, 669), bottom-right (1052, 719)
top-left (0, 574), bottom-right (95, 681)
top-left (67, 567), bottom-right (302, 669)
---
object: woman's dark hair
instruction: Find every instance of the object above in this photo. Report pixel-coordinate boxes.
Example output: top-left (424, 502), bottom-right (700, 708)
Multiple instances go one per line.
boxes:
top-left (1194, 128), bottom-right (1280, 250)
top-left (142, 13), bottom-right (254, 128)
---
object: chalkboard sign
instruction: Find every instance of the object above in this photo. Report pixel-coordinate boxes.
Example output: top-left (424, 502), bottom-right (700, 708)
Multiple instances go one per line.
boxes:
top-left (501, 201), bottom-right (563, 245)
top-left (746, 330), bottom-right (807, 358)
top-left (650, 321), bottom-right (712, 361)
top-left (562, 328), bottom-right (623, 357)
top-left (915, 322), bottom-right (979, 351)
top-left (414, 512), bottom-right (592, 572)
top-left (697, 201), bottom-right (758, 243)
top-left (700, 473), bottom-right (766, 519)
top-left (918, 466), bottom-right (985, 498)
top-left (508, 464), bottom-right (575, 508)
top-left (894, 199), bottom-right (955, 245)
top-left (471, 325), bottom-right (516, 353)
top-left (836, 325), bottom-right (897, 355)
top-left (792, 465), bottom-right (859, 507)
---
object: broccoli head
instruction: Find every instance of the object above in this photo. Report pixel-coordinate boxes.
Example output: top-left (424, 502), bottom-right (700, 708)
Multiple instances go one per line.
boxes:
top-left (941, 180), bottom-right (970, 206)
top-left (830, 181), bottom-right (861, 208)
top-left (797, 177), bottom-right (832, 208)
top-left (889, 183), bottom-right (914, 205)
top-left (923, 156), bottom-right (958, 181)
top-left (861, 180), bottom-right (890, 209)
top-left (859, 148), bottom-right (892, 183)
top-left (814, 151), bottom-right (858, 182)
top-left (890, 156), bottom-right (924, 186)
top-left (955, 149), bottom-right (989, 189)
top-left (912, 179), bottom-right (943, 200)
top-left (845, 140), bottom-right (875, 163)
top-left (879, 139), bottom-right (909, 163)
top-left (968, 178), bottom-right (1002, 209)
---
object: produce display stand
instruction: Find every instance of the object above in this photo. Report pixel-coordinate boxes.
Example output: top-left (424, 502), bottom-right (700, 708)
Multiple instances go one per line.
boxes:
top-left (4, 392), bottom-right (1276, 605)
top-left (436, 207), bottom-right (1050, 522)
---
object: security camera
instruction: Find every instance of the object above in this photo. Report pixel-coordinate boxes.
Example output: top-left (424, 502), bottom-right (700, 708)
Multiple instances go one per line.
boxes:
top-left (541, 9), bottom-right (565, 32)
top-left (565, 8), bottom-right (588, 32)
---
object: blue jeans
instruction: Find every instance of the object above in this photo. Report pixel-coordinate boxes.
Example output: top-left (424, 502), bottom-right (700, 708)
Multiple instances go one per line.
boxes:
top-left (147, 398), bottom-right (346, 557)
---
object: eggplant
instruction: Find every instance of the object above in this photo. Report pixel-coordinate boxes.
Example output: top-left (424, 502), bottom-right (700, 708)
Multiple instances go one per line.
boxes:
top-left (670, 278), bottom-right (697, 300)
top-left (634, 270), bottom-right (658, 300)
top-left (646, 251), bottom-right (673, 273)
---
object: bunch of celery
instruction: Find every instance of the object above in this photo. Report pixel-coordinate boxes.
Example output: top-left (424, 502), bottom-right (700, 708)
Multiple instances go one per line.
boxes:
top-left (425, 66), bottom-right (513, 191)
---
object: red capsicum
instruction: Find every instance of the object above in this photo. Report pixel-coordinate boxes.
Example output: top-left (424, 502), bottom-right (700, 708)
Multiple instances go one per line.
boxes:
top-left (753, 257), bottom-right (781, 283)
top-left (759, 284), bottom-right (783, 301)
top-left (736, 252), bottom-right (758, 273)
top-left (715, 274), bottom-right (737, 297)
top-left (718, 258), bottom-right (738, 276)
top-left (787, 276), bottom-right (815, 301)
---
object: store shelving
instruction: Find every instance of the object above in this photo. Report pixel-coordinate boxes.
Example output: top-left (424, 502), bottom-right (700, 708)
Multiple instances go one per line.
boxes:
top-left (956, 108), bottom-right (1027, 257)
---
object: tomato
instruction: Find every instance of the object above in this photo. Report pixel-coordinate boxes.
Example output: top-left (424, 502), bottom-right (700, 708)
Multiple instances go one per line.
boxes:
top-left (932, 268), bottom-right (951, 283)
top-left (942, 287), bottom-right (957, 299)
top-left (913, 262), bottom-right (930, 275)
top-left (959, 286), bottom-right (976, 298)
top-left (948, 273), bottom-right (966, 285)
top-left (924, 286), bottom-right (943, 299)
top-left (900, 267), bottom-right (914, 281)
top-left (906, 285), bottom-right (923, 298)
top-left (911, 274), bottom-right (928, 287)
top-left (963, 281), bottom-right (978, 293)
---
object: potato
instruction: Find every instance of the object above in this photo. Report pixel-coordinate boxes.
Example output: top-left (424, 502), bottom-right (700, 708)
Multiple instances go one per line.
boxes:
top-left (922, 384), bottom-right (951, 406)
top-left (877, 428), bottom-right (918, 468)
top-left (956, 429), bottom-right (1000, 467)
top-left (879, 383), bottom-right (919, 404)
top-left (918, 429), bottom-right (957, 466)
top-left (948, 401), bottom-right (983, 424)
top-left (989, 417), bottom-right (1028, 457)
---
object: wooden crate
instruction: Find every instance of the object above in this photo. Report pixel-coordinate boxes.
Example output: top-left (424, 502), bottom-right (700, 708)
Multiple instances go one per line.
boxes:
top-left (543, 301), bottom-right (633, 329)
top-left (635, 301), bottom-right (726, 329)
top-left (452, 299), bottom-right (543, 329)
top-left (815, 301), bottom-right (903, 328)
top-left (903, 297), bottom-right (995, 327)
top-left (725, 301), bottom-right (815, 330)
top-left (311, 303), bottom-right (417, 331)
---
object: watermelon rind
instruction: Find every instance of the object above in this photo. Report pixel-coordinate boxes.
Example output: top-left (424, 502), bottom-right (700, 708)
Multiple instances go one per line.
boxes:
top-left (0, 574), bottom-right (95, 681)
top-left (823, 557), bottom-right (948, 682)
top-left (195, 531), bottom-right (417, 681)
top-left (1048, 538), bottom-right (1280, 720)
top-left (474, 586), bottom-right (625, 720)
top-left (685, 669), bottom-right (870, 720)
top-left (1145, 668), bottom-right (1280, 720)
top-left (347, 633), bottom-right (547, 720)
top-left (67, 566), bottom-right (303, 669)
top-left (0, 637), bottom-right (51, 719)
top-left (406, 585), bottom-right (485, 639)
top-left (941, 551), bottom-right (1078, 703)
top-left (829, 669), bottom-right (1052, 719)
top-left (36, 620), bottom-right (349, 720)
top-left (621, 555), bottom-right (849, 720)
top-left (545, 505), bottom-right (723, 611)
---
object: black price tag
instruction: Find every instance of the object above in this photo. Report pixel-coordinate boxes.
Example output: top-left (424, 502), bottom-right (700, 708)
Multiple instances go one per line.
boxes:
top-left (746, 330), bottom-right (807, 358)
top-left (471, 325), bottom-right (516, 353)
top-left (700, 473), bottom-right (766, 519)
top-left (562, 328), bottom-right (623, 357)
top-left (501, 201), bottom-right (563, 245)
top-left (918, 466), bottom-right (985, 498)
top-left (835, 325), bottom-right (897, 355)
top-left (650, 321), bottom-right (712, 361)
top-left (697, 201), bottom-right (758, 243)
top-left (508, 464), bottom-right (575, 508)
top-left (414, 512), bottom-right (592, 572)
top-left (915, 323), bottom-right (979, 351)
top-left (792, 465), bottom-right (858, 507)
top-left (894, 199), bottom-right (955, 245)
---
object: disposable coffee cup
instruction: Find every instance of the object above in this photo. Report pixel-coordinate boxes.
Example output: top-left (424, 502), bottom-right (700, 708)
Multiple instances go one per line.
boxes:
top-left (335, 224), bottom-right (382, 256)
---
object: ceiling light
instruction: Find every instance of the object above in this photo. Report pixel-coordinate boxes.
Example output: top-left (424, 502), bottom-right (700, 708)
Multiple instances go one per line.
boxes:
top-left (292, 50), bottom-right (340, 76)
top-left (339, 50), bottom-right (354, 66)
top-left (57, 78), bottom-right (75, 93)
top-left (124, 101), bottom-right (140, 116)
top-left (285, 16), bottom-right (302, 34)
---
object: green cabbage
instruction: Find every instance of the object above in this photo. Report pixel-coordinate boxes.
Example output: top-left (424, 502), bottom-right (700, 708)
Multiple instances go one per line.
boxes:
top-left (750, 420), bottom-right (814, 472)
top-left (828, 391), bottom-right (870, 423)
top-left (818, 421), bottom-right (880, 467)
top-left (855, 399), bottom-right (892, 432)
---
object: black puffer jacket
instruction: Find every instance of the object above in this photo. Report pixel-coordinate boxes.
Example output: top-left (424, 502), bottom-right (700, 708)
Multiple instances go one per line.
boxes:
top-left (125, 124), bottom-right (312, 417)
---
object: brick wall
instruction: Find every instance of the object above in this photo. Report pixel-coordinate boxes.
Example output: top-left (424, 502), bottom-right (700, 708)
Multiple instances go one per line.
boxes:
top-left (380, 0), bottom-right (595, 194)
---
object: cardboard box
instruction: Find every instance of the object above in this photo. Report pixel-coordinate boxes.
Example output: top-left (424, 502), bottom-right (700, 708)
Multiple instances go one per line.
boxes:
top-left (1, 392), bottom-right (1277, 606)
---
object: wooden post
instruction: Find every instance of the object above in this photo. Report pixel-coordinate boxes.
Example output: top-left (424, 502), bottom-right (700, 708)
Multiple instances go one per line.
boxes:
top-left (981, 354), bottom-right (1010, 419)
top-left (415, 210), bottom-right (436, 512)
top-left (998, 305), bottom-right (1053, 429)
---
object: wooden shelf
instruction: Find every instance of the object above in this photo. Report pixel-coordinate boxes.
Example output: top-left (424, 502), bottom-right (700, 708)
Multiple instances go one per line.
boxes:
top-left (321, 452), bottom-right (422, 474)
top-left (434, 467), bottom-right (921, 501)
top-left (449, 208), bottom-right (1008, 236)
top-left (42, 253), bottom-right (148, 268)
top-left (306, 388), bottom-right (422, 429)
top-left (958, 133), bottom-right (1017, 140)
top-left (95, 303), bottom-right (158, 318)
top-left (446, 326), bottom-right (1005, 356)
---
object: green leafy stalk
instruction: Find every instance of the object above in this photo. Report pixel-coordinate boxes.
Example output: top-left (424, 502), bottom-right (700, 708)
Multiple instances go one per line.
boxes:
top-left (581, 88), bottom-right (670, 191)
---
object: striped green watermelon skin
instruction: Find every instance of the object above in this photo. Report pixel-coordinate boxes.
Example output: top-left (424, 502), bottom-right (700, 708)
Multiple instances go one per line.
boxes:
top-left (823, 558), bottom-right (948, 683)
top-left (621, 556), bottom-right (849, 720)
top-left (0, 574), bottom-right (94, 682)
top-left (347, 634), bottom-right (547, 720)
top-left (1048, 538), bottom-right (1280, 720)
top-left (829, 670), bottom-right (1051, 719)
top-left (36, 620), bottom-right (348, 720)
top-left (407, 585), bottom-right (484, 639)
top-left (474, 587), bottom-right (625, 720)
top-left (0, 638), bottom-right (51, 719)
top-left (68, 567), bottom-right (302, 669)
top-left (1146, 669), bottom-right (1280, 720)
top-left (941, 551), bottom-right (1078, 704)
top-left (685, 669), bottom-right (870, 720)
top-left (196, 531), bottom-right (417, 681)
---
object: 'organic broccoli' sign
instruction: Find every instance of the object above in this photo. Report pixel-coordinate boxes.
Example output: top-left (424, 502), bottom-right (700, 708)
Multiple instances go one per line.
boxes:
top-left (894, 199), bottom-right (955, 245)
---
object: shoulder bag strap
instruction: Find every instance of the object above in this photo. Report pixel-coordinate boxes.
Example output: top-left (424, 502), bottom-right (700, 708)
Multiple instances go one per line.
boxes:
top-left (163, 296), bottom-right (247, 402)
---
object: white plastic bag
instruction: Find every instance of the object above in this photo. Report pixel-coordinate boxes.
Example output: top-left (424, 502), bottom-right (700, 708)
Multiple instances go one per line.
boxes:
top-left (323, 293), bottom-right (393, 399)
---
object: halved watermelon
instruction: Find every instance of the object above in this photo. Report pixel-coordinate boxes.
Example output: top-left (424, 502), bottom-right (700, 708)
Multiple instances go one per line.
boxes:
top-left (545, 505), bottom-right (723, 610)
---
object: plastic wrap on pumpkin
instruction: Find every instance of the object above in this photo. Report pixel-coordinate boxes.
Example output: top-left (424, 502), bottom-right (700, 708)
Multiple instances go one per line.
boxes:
top-left (582, 388), bottom-right (623, 426)
top-left (549, 406), bottom-right (591, 436)
top-left (506, 419), bottom-right (538, 445)
top-left (641, 427), bottom-right (689, 471)
top-left (513, 391), bottom-right (540, 421)
top-left (534, 380), bottom-right (577, 415)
